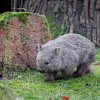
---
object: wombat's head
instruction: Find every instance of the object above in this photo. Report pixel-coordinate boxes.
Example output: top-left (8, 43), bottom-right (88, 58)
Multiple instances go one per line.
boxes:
top-left (36, 44), bottom-right (61, 72)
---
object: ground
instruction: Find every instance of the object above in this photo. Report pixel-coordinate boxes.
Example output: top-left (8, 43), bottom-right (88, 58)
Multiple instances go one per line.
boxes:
top-left (0, 49), bottom-right (100, 100)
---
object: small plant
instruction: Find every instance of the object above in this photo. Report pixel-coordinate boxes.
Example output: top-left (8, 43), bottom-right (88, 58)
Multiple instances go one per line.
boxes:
top-left (46, 16), bottom-right (67, 39)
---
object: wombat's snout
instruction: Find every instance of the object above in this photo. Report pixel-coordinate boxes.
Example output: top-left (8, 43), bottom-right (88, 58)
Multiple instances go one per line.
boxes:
top-left (37, 61), bottom-right (45, 72)
top-left (44, 62), bottom-right (49, 65)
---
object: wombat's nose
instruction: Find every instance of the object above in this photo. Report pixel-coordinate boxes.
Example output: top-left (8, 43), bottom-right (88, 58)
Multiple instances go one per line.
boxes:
top-left (44, 62), bottom-right (49, 65)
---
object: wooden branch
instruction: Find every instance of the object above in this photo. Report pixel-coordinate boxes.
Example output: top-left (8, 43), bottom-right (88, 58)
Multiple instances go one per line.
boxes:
top-left (13, 0), bottom-right (17, 11)
top-left (23, 0), bottom-right (29, 12)
top-left (41, 0), bottom-right (47, 14)
top-left (90, 0), bottom-right (95, 18)
top-left (96, 0), bottom-right (100, 10)
top-left (73, 0), bottom-right (78, 13)
top-left (32, 0), bottom-right (40, 12)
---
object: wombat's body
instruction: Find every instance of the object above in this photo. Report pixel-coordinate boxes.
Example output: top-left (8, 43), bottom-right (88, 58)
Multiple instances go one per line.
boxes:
top-left (36, 33), bottom-right (96, 82)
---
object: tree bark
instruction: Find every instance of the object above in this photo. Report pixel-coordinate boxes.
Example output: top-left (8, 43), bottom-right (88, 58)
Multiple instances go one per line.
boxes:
top-left (12, 0), bottom-right (100, 47)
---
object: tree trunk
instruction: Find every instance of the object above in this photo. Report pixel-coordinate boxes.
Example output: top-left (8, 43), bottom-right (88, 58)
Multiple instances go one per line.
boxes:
top-left (12, 0), bottom-right (100, 47)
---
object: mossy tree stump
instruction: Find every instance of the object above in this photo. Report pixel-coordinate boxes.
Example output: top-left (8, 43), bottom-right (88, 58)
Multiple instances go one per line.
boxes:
top-left (0, 12), bottom-right (51, 78)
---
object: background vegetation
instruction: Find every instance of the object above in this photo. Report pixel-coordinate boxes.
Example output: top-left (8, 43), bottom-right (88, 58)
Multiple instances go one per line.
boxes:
top-left (46, 16), bottom-right (67, 39)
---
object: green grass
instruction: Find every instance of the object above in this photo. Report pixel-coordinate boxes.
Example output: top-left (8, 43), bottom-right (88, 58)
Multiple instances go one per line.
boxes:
top-left (0, 49), bottom-right (100, 100)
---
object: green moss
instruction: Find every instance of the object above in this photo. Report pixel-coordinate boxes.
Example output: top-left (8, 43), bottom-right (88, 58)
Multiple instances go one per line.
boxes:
top-left (0, 12), bottom-right (31, 27)
top-left (44, 16), bottom-right (51, 35)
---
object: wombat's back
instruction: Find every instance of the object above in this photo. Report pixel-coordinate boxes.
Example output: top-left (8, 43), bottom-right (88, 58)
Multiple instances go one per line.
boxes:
top-left (43, 33), bottom-right (96, 55)
top-left (55, 33), bottom-right (94, 50)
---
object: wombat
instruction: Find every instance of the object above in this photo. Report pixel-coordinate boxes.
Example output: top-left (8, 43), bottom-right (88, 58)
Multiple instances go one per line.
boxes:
top-left (36, 33), bottom-right (96, 82)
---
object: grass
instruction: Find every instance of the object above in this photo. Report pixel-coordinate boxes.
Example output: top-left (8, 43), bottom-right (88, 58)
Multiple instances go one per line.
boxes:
top-left (0, 49), bottom-right (100, 100)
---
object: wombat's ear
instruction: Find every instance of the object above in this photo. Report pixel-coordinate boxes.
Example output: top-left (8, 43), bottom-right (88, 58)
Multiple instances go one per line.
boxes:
top-left (36, 44), bottom-right (42, 52)
top-left (54, 47), bottom-right (60, 55)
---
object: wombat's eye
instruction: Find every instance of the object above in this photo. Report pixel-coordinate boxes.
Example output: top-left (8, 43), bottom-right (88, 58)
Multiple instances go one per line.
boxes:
top-left (44, 62), bottom-right (49, 65)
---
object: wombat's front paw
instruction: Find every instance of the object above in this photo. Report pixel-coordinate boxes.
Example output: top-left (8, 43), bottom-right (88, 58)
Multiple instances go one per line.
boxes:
top-left (85, 70), bottom-right (93, 74)
top-left (85, 66), bottom-right (93, 74)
